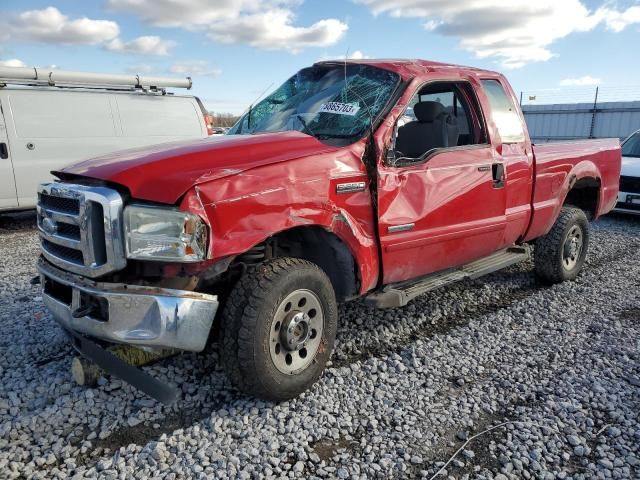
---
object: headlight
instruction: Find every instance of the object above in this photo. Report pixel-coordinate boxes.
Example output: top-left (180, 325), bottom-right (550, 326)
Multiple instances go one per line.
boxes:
top-left (124, 205), bottom-right (207, 262)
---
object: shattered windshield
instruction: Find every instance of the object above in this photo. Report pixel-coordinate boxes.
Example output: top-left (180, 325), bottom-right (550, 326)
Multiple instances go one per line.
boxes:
top-left (228, 64), bottom-right (400, 142)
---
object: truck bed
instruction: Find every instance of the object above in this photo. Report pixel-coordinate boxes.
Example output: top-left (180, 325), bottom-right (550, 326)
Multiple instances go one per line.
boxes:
top-left (524, 139), bottom-right (621, 241)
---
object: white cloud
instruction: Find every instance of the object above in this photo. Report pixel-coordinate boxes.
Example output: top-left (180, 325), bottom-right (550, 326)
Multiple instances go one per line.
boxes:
top-left (107, 0), bottom-right (287, 27)
top-left (355, 0), bottom-right (640, 68)
top-left (0, 60), bottom-right (60, 70)
top-left (169, 60), bottom-right (222, 77)
top-left (5, 7), bottom-right (174, 57)
top-left (9, 7), bottom-right (119, 45)
top-left (208, 11), bottom-right (347, 52)
top-left (108, 0), bottom-right (347, 51)
top-left (319, 50), bottom-right (370, 61)
top-left (107, 36), bottom-right (175, 55)
top-left (560, 76), bottom-right (602, 87)
top-left (348, 50), bottom-right (369, 59)
top-left (596, 5), bottom-right (640, 32)
top-left (0, 59), bottom-right (27, 68)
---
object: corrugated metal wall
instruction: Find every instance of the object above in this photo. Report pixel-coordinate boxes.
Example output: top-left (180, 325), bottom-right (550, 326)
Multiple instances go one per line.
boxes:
top-left (522, 101), bottom-right (640, 143)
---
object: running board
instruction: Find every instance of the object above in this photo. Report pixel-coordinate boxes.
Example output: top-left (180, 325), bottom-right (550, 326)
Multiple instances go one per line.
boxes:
top-left (366, 246), bottom-right (531, 309)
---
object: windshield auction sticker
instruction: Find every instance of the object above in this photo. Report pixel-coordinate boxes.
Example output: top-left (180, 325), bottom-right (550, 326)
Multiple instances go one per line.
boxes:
top-left (318, 102), bottom-right (361, 116)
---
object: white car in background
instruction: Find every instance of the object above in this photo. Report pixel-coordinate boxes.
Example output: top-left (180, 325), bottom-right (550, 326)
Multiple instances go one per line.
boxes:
top-left (614, 129), bottom-right (640, 215)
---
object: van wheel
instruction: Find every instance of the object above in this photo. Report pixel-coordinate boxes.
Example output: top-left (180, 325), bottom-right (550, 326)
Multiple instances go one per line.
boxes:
top-left (220, 258), bottom-right (337, 401)
top-left (534, 206), bottom-right (589, 284)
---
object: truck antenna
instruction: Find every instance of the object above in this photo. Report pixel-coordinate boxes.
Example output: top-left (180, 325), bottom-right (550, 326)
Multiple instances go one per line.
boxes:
top-left (342, 48), bottom-right (375, 145)
top-left (240, 82), bottom-right (274, 133)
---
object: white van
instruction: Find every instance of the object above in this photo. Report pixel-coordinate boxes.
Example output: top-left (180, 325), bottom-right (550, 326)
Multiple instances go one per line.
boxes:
top-left (0, 66), bottom-right (210, 211)
top-left (613, 129), bottom-right (640, 215)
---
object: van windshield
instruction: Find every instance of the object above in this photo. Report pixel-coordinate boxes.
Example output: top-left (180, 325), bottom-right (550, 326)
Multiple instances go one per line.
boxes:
top-left (622, 131), bottom-right (640, 158)
top-left (228, 64), bottom-right (400, 142)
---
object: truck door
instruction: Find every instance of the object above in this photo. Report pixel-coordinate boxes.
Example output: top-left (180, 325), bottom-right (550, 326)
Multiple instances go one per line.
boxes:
top-left (0, 98), bottom-right (18, 209)
top-left (479, 79), bottom-right (533, 246)
top-left (378, 80), bottom-right (507, 284)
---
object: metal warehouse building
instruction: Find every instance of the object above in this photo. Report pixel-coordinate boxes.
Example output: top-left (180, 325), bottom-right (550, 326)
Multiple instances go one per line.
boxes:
top-left (522, 101), bottom-right (640, 143)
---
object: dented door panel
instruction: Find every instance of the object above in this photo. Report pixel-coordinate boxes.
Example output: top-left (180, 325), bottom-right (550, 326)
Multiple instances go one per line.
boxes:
top-left (378, 146), bottom-right (507, 284)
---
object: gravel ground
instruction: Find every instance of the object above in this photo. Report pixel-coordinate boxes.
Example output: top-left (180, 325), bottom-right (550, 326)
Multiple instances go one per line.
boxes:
top-left (0, 214), bottom-right (639, 479)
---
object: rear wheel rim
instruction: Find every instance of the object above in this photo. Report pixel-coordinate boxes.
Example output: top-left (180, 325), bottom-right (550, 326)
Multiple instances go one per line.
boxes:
top-left (269, 289), bottom-right (324, 375)
top-left (562, 224), bottom-right (583, 271)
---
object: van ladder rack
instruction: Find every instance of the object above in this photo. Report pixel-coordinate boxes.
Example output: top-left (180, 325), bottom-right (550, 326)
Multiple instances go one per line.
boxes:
top-left (0, 66), bottom-right (192, 90)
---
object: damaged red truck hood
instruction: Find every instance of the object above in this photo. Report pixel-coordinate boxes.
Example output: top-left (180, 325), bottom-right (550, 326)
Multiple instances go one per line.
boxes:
top-left (57, 131), bottom-right (338, 204)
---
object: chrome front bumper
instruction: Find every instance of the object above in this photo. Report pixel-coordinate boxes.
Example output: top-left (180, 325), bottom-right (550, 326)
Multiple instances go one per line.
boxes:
top-left (38, 258), bottom-right (218, 352)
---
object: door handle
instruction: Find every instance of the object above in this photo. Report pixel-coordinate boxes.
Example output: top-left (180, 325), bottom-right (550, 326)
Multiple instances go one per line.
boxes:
top-left (492, 163), bottom-right (505, 188)
top-left (0, 143), bottom-right (7, 159)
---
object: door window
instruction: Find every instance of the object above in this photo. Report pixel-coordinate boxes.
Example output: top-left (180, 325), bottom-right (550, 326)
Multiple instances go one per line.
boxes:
top-left (481, 79), bottom-right (525, 144)
top-left (394, 82), bottom-right (487, 162)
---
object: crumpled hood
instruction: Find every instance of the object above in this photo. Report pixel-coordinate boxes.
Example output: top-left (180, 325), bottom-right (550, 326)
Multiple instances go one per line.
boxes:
top-left (57, 131), bottom-right (338, 204)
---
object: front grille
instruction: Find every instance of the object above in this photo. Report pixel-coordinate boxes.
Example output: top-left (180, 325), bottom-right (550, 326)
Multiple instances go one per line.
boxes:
top-left (38, 193), bottom-right (80, 214)
top-left (37, 183), bottom-right (126, 278)
top-left (42, 239), bottom-right (84, 264)
top-left (56, 223), bottom-right (81, 240)
top-left (620, 176), bottom-right (640, 194)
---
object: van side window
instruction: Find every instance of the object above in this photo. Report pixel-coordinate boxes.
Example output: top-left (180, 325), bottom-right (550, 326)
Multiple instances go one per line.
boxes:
top-left (481, 79), bottom-right (525, 144)
top-left (394, 82), bottom-right (487, 161)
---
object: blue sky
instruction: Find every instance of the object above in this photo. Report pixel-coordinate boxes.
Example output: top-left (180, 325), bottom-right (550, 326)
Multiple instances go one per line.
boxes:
top-left (1, 0), bottom-right (639, 113)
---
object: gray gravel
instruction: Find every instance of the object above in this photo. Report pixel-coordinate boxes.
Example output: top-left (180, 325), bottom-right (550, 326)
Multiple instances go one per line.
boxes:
top-left (1, 214), bottom-right (639, 479)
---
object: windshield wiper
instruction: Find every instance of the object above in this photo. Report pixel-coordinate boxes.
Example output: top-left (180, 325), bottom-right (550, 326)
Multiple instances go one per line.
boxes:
top-left (295, 114), bottom-right (316, 138)
top-left (312, 131), bottom-right (361, 140)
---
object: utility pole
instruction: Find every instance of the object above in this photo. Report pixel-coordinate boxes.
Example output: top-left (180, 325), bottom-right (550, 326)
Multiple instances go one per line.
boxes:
top-left (588, 86), bottom-right (599, 139)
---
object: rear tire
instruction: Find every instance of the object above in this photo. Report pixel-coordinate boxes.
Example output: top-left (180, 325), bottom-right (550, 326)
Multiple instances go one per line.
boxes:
top-left (534, 206), bottom-right (589, 284)
top-left (220, 257), bottom-right (337, 401)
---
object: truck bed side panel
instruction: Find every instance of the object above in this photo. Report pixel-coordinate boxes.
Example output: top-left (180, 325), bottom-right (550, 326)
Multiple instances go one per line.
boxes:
top-left (524, 139), bottom-right (621, 242)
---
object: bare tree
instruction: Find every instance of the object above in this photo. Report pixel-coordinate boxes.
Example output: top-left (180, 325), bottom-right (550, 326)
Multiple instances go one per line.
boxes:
top-left (208, 111), bottom-right (240, 128)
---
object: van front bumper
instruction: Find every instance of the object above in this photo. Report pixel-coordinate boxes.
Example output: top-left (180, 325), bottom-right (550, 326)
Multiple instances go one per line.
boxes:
top-left (613, 190), bottom-right (640, 215)
top-left (37, 257), bottom-right (218, 352)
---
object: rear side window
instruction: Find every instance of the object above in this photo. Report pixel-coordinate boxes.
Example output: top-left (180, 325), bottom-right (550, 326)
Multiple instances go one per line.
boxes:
top-left (116, 96), bottom-right (202, 137)
top-left (481, 79), bottom-right (525, 144)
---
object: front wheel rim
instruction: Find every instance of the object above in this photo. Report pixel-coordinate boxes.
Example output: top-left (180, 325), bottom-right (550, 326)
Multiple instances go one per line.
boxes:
top-left (562, 224), bottom-right (583, 271)
top-left (269, 289), bottom-right (324, 375)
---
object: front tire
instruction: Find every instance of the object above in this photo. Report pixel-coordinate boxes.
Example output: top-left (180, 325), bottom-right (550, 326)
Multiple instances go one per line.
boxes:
top-left (534, 206), bottom-right (589, 284)
top-left (220, 257), bottom-right (337, 401)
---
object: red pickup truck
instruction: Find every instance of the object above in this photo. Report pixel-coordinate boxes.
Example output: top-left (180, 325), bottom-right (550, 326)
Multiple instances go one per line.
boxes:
top-left (36, 59), bottom-right (621, 402)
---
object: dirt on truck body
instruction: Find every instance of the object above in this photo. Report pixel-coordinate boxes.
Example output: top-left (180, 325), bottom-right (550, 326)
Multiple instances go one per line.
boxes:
top-left (36, 59), bottom-right (621, 402)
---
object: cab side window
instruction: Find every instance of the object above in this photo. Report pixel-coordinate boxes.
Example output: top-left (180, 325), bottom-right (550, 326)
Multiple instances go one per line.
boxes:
top-left (481, 79), bottom-right (525, 144)
top-left (394, 82), bottom-right (487, 161)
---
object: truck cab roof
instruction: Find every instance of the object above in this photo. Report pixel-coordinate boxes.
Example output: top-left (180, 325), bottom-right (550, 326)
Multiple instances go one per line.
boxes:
top-left (315, 58), bottom-right (502, 80)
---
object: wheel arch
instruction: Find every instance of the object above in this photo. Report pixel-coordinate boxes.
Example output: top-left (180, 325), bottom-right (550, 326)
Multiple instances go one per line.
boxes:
top-left (232, 224), bottom-right (370, 302)
top-left (523, 159), bottom-right (602, 242)
top-left (562, 174), bottom-right (601, 219)
top-left (271, 225), bottom-right (363, 301)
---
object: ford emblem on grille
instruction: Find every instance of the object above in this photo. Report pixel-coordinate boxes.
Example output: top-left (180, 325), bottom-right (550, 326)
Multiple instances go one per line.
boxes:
top-left (41, 217), bottom-right (58, 236)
